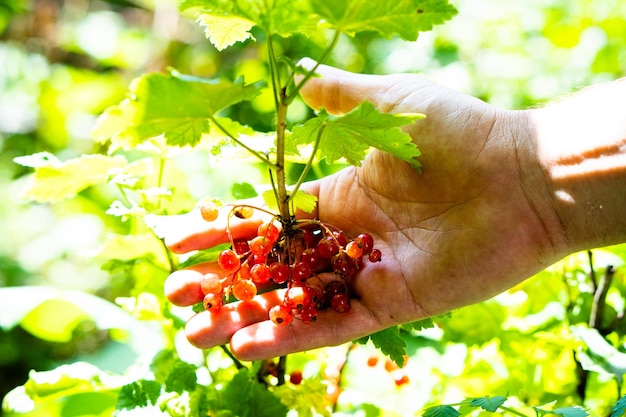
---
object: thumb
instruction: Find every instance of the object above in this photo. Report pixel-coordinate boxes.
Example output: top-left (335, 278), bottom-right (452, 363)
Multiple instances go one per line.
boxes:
top-left (296, 57), bottom-right (398, 115)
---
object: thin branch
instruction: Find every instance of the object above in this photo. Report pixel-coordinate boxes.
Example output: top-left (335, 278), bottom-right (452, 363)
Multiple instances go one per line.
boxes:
top-left (220, 345), bottom-right (246, 369)
top-left (209, 116), bottom-right (277, 169)
top-left (287, 30), bottom-right (342, 104)
top-left (288, 123), bottom-right (325, 204)
top-left (589, 264), bottom-right (616, 331)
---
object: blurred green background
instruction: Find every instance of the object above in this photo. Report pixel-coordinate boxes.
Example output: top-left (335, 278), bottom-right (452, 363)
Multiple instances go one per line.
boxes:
top-left (1, 0), bottom-right (625, 414)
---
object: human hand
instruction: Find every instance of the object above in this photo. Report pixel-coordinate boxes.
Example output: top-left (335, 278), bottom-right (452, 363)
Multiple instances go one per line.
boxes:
top-left (161, 58), bottom-right (566, 360)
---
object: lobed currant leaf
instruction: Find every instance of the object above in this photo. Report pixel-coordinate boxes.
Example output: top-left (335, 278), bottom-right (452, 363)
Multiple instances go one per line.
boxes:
top-left (422, 405), bottom-right (461, 417)
top-left (611, 395), bottom-right (626, 417)
top-left (468, 396), bottom-right (507, 413)
top-left (289, 101), bottom-right (424, 170)
top-left (93, 72), bottom-right (262, 150)
top-left (14, 153), bottom-right (128, 203)
top-left (356, 326), bottom-right (408, 368)
top-left (180, 0), bottom-right (318, 40)
top-left (310, 0), bottom-right (457, 41)
top-left (196, 12), bottom-right (255, 50)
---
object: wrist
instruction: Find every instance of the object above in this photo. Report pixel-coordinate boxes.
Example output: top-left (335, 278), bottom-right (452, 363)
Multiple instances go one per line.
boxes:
top-left (528, 78), bottom-right (626, 253)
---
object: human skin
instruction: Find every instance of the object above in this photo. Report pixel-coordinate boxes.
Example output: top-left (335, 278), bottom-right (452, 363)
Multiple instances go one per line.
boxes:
top-left (160, 59), bottom-right (626, 360)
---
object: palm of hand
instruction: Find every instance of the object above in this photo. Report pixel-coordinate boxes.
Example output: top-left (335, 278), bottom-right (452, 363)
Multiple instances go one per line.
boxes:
top-left (163, 67), bottom-right (562, 360)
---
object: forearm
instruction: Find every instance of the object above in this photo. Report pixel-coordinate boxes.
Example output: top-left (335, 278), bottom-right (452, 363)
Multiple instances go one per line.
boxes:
top-left (529, 77), bottom-right (626, 252)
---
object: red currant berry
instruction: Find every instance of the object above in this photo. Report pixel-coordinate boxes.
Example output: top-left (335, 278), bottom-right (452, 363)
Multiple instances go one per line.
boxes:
top-left (331, 293), bottom-right (350, 313)
top-left (233, 206), bottom-right (253, 219)
top-left (393, 372), bottom-right (410, 387)
top-left (300, 229), bottom-right (318, 247)
top-left (199, 200), bottom-right (219, 221)
top-left (333, 231), bottom-right (349, 247)
top-left (289, 370), bottom-right (303, 385)
top-left (301, 248), bottom-right (322, 270)
top-left (200, 272), bottom-right (223, 295)
top-left (284, 286), bottom-right (313, 310)
top-left (332, 253), bottom-right (357, 278)
top-left (300, 304), bottom-right (318, 324)
top-left (317, 236), bottom-right (340, 258)
top-left (345, 240), bottom-right (363, 259)
top-left (250, 263), bottom-right (271, 284)
top-left (366, 355), bottom-right (379, 367)
top-left (368, 249), bottom-right (382, 263)
top-left (292, 261), bottom-right (311, 282)
top-left (269, 304), bottom-right (293, 326)
top-left (232, 240), bottom-right (250, 255)
top-left (232, 279), bottom-right (257, 301)
top-left (257, 222), bottom-right (280, 243)
top-left (218, 249), bottom-right (240, 271)
top-left (356, 233), bottom-right (374, 254)
top-left (203, 292), bottom-right (223, 311)
top-left (249, 235), bottom-right (272, 256)
top-left (269, 262), bottom-right (290, 284)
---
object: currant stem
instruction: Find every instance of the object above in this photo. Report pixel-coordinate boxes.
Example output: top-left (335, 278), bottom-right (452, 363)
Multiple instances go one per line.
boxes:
top-left (289, 123), bottom-right (325, 205)
top-left (209, 115), bottom-right (277, 169)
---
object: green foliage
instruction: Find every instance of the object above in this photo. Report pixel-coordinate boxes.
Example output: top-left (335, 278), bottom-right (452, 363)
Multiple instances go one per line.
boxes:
top-left (289, 101), bottom-right (424, 169)
top-left (3, 0), bottom-right (626, 416)
top-left (92, 72), bottom-right (263, 149)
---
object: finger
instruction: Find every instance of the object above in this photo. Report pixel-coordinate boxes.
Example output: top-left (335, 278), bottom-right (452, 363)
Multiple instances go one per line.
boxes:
top-left (229, 301), bottom-right (383, 360)
top-left (297, 57), bottom-right (398, 115)
top-left (185, 290), bottom-right (285, 349)
top-left (146, 205), bottom-right (267, 254)
top-left (164, 264), bottom-right (226, 306)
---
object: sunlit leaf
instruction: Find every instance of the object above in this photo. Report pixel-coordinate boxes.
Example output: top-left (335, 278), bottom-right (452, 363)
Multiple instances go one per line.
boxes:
top-left (197, 12), bottom-right (255, 50)
top-left (422, 405), bottom-right (460, 417)
top-left (164, 360), bottom-right (197, 394)
top-left (311, 0), bottom-right (457, 40)
top-left (356, 327), bottom-right (407, 368)
top-left (93, 72), bottom-right (262, 150)
top-left (552, 406), bottom-right (589, 417)
top-left (290, 101), bottom-right (423, 169)
top-left (14, 154), bottom-right (127, 203)
top-left (273, 378), bottom-right (330, 417)
top-left (231, 182), bottom-right (258, 199)
top-left (20, 299), bottom-right (89, 343)
top-left (610, 395), bottom-right (626, 417)
top-left (221, 369), bottom-right (288, 417)
top-left (469, 396), bottom-right (507, 412)
top-left (116, 380), bottom-right (162, 410)
top-left (291, 190), bottom-right (317, 214)
top-left (180, 0), bottom-right (317, 38)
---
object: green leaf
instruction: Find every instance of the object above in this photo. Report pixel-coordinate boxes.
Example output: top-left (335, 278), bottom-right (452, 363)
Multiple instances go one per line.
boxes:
top-left (164, 360), bottom-right (198, 394)
top-left (116, 380), bottom-right (162, 410)
top-left (20, 299), bottom-right (90, 343)
top-left (196, 11), bottom-right (255, 50)
top-left (356, 326), bottom-right (407, 368)
top-left (552, 407), bottom-right (589, 417)
top-left (93, 72), bottom-right (262, 150)
top-left (291, 190), bottom-right (317, 214)
top-left (311, 0), bottom-right (457, 40)
top-left (469, 396), bottom-right (507, 412)
top-left (221, 369), bottom-right (288, 417)
top-left (178, 244), bottom-right (230, 269)
top-left (610, 395), bottom-right (626, 417)
top-left (231, 182), bottom-right (258, 199)
top-left (290, 101), bottom-right (423, 169)
top-left (422, 405), bottom-right (460, 417)
top-left (14, 153), bottom-right (127, 203)
top-left (180, 0), bottom-right (317, 39)
top-left (273, 378), bottom-right (330, 417)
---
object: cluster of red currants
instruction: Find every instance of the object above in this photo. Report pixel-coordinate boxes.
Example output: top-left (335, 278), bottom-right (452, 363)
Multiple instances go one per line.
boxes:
top-left (198, 204), bottom-right (382, 326)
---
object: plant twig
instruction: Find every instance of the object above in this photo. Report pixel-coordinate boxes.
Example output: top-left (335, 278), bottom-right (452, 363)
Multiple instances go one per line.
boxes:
top-left (589, 264), bottom-right (616, 331)
top-left (220, 345), bottom-right (246, 370)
